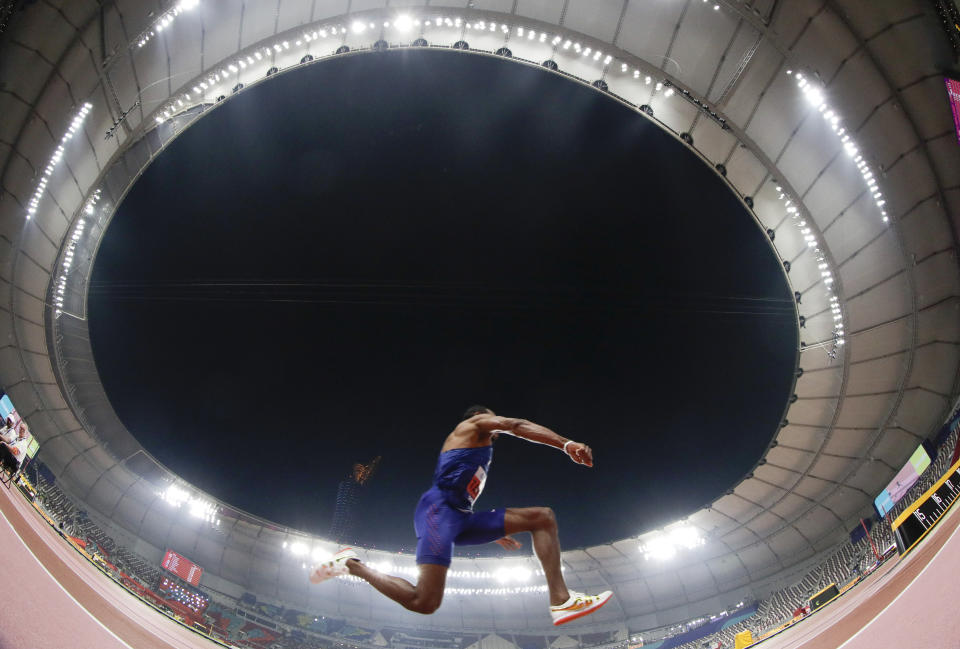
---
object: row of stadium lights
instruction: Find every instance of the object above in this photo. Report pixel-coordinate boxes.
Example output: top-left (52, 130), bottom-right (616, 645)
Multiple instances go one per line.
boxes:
top-left (777, 68), bottom-right (889, 354)
top-left (284, 541), bottom-right (573, 595)
top-left (52, 189), bottom-right (99, 317)
top-left (283, 525), bottom-right (705, 575)
top-left (775, 181), bottom-right (845, 353)
top-left (26, 103), bottom-right (92, 219)
top-left (338, 572), bottom-right (550, 596)
top-left (336, 574), bottom-right (550, 596)
top-left (152, 11), bottom-right (700, 125)
top-left (789, 71), bottom-right (889, 223)
top-left (160, 484), bottom-right (222, 525)
top-left (136, 0), bottom-right (199, 48)
top-left (639, 525), bottom-right (704, 561)
top-left (284, 541), bottom-right (548, 581)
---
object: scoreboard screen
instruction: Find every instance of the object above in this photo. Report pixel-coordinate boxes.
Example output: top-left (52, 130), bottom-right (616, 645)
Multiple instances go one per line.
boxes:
top-left (161, 549), bottom-right (204, 586)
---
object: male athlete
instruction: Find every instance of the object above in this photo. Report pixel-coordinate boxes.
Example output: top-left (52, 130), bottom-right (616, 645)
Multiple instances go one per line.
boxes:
top-left (311, 406), bottom-right (613, 626)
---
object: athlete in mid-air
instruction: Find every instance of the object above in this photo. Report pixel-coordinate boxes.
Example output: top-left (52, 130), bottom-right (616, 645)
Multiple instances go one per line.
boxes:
top-left (311, 406), bottom-right (613, 626)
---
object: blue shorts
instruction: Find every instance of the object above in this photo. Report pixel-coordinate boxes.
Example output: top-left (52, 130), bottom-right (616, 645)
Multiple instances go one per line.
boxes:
top-left (414, 487), bottom-right (505, 567)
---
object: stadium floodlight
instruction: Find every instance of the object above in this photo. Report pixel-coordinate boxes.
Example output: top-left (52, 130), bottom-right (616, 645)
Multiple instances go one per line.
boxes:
top-left (494, 566), bottom-right (532, 583)
top-left (803, 87), bottom-right (825, 108)
top-left (640, 525), bottom-right (704, 561)
top-left (27, 103), bottom-right (91, 218)
top-left (351, 20), bottom-right (366, 34)
top-left (394, 14), bottom-right (413, 32)
top-left (290, 542), bottom-right (308, 556)
top-left (162, 484), bottom-right (190, 507)
top-left (188, 497), bottom-right (217, 522)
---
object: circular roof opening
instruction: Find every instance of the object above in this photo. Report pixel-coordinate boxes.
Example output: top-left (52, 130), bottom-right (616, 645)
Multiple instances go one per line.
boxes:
top-left (89, 50), bottom-right (797, 551)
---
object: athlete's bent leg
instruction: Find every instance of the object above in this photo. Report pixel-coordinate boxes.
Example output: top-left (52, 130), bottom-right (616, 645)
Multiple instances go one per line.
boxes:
top-left (504, 507), bottom-right (569, 606)
top-left (346, 560), bottom-right (447, 615)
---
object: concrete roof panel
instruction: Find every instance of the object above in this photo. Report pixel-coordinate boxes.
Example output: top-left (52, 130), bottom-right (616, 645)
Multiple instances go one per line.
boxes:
top-left (915, 249), bottom-right (960, 309)
top-left (769, 0), bottom-right (821, 47)
top-left (720, 39), bottom-right (783, 129)
top-left (845, 352), bottom-right (907, 396)
top-left (823, 427), bottom-right (877, 460)
top-left (790, 8), bottom-right (859, 83)
top-left (616, 0), bottom-right (685, 74)
top-left (909, 343), bottom-right (960, 394)
top-left (768, 492), bottom-right (811, 522)
top-left (563, 0), bottom-right (622, 44)
top-left (870, 15), bottom-right (953, 89)
top-left (690, 120), bottom-right (737, 169)
top-left (724, 147), bottom-right (769, 204)
top-left (917, 297), bottom-right (960, 345)
top-left (516, 0), bottom-right (564, 25)
top-left (795, 364), bottom-right (843, 398)
top-left (669, 3), bottom-right (740, 97)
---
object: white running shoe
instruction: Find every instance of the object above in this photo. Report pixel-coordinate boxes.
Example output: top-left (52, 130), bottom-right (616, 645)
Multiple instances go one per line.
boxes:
top-left (309, 547), bottom-right (359, 584)
top-left (549, 590), bottom-right (614, 626)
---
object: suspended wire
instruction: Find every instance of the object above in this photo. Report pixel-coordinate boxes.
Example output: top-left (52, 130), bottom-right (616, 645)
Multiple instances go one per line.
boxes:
top-left (88, 279), bottom-right (796, 317)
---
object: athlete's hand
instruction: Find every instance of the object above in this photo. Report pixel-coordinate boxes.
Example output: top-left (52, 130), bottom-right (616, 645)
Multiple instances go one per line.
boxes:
top-left (494, 536), bottom-right (523, 551)
top-left (565, 442), bottom-right (593, 467)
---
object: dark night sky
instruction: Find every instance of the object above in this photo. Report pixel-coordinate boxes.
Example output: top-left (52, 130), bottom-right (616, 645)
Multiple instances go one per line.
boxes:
top-left (88, 50), bottom-right (796, 555)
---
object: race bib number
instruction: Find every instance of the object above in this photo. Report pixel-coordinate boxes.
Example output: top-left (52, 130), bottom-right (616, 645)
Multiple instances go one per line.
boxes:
top-left (466, 464), bottom-right (487, 504)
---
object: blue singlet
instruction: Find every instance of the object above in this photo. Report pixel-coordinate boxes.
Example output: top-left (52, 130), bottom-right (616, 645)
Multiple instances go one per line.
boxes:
top-left (413, 445), bottom-right (506, 567)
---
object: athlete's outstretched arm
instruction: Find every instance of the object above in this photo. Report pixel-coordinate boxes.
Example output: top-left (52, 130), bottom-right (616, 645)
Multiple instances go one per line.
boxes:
top-left (474, 415), bottom-right (593, 466)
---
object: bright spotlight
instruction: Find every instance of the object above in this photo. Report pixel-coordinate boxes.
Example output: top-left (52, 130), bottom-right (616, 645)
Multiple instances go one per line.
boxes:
top-left (351, 20), bottom-right (366, 34)
top-left (641, 536), bottom-right (677, 561)
top-left (640, 525), bottom-right (704, 561)
top-left (290, 542), bottom-right (308, 556)
top-left (394, 14), bottom-right (413, 31)
top-left (494, 566), bottom-right (532, 583)
top-left (804, 87), bottom-right (825, 108)
top-left (179, 0), bottom-right (199, 9)
top-left (162, 484), bottom-right (189, 507)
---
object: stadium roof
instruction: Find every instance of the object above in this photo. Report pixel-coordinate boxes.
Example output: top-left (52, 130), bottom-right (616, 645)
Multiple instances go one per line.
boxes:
top-left (1, 0), bottom-right (958, 633)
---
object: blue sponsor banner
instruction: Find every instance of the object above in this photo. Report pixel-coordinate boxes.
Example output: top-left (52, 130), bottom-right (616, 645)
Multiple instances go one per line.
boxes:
top-left (653, 603), bottom-right (759, 649)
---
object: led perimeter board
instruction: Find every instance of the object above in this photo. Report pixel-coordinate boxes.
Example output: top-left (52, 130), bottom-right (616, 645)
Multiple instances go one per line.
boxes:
top-left (947, 77), bottom-right (960, 145)
top-left (892, 457), bottom-right (960, 555)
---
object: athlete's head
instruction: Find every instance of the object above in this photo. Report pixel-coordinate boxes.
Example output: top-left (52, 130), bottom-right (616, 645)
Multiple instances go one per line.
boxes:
top-left (462, 405), bottom-right (494, 420)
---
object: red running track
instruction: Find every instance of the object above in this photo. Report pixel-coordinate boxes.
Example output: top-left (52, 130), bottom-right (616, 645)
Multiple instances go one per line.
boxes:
top-left (2, 479), bottom-right (959, 649)
top-left (0, 482), bottom-right (217, 649)
top-left (753, 500), bottom-right (960, 649)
